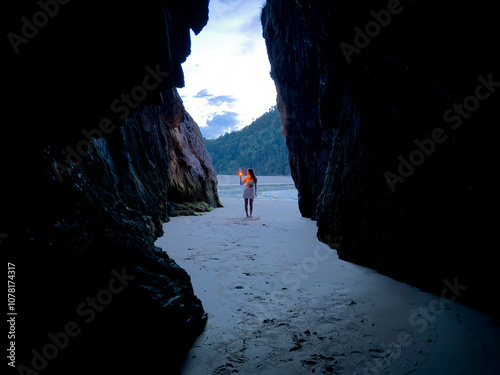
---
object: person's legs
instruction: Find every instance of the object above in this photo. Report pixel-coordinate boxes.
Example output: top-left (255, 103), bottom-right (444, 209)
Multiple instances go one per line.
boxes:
top-left (244, 198), bottom-right (249, 216)
top-left (249, 199), bottom-right (253, 217)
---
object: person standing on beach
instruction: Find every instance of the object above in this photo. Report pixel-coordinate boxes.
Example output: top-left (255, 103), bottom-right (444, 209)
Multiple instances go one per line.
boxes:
top-left (239, 169), bottom-right (258, 217)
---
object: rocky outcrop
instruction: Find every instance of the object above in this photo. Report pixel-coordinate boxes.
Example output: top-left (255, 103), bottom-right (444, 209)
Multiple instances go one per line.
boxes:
top-left (160, 89), bottom-right (222, 216)
top-left (262, 0), bottom-right (500, 312)
top-left (3, 1), bottom-right (216, 373)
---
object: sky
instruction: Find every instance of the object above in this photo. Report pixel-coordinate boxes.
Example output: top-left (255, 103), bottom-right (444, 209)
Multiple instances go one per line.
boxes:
top-left (178, 0), bottom-right (277, 139)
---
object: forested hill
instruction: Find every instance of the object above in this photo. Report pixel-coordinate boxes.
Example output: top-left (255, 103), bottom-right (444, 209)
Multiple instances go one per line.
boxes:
top-left (204, 106), bottom-right (291, 175)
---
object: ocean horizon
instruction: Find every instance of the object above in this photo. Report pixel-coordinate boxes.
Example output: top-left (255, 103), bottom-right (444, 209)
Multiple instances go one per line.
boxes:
top-left (216, 174), bottom-right (298, 201)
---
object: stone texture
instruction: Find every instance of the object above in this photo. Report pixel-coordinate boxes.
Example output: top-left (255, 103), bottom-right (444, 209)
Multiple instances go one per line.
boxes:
top-left (262, 0), bottom-right (500, 313)
top-left (3, 0), bottom-right (215, 373)
top-left (160, 89), bottom-right (222, 216)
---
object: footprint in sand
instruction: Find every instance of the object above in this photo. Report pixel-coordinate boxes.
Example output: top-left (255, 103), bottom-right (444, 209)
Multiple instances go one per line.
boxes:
top-left (301, 353), bottom-right (340, 374)
top-left (345, 321), bottom-right (362, 331)
top-left (213, 362), bottom-right (239, 374)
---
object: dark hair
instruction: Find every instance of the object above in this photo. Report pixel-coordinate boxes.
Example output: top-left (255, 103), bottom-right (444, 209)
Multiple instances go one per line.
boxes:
top-left (247, 168), bottom-right (257, 182)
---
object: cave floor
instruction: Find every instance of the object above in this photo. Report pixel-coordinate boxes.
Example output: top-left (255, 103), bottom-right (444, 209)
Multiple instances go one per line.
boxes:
top-left (156, 198), bottom-right (500, 375)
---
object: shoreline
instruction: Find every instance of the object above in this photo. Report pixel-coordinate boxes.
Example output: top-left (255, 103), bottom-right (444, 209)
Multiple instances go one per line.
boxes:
top-left (155, 198), bottom-right (500, 374)
top-left (217, 175), bottom-right (295, 185)
top-left (217, 175), bottom-right (298, 201)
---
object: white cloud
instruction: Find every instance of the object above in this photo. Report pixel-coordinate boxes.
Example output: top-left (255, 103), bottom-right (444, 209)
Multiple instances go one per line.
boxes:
top-left (178, 0), bottom-right (276, 139)
top-left (203, 111), bottom-right (240, 139)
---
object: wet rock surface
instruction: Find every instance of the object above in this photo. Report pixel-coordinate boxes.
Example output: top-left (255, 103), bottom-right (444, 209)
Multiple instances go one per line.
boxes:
top-left (4, 1), bottom-right (214, 373)
top-left (262, 0), bottom-right (500, 312)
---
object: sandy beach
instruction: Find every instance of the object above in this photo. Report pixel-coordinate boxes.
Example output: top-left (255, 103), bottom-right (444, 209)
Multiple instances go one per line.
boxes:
top-left (155, 198), bottom-right (500, 375)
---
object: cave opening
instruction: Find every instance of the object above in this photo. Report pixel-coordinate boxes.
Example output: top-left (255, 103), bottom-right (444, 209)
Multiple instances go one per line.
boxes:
top-left (177, 0), bottom-right (276, 141)
top-left (4, 0), bottom-right (500, 374)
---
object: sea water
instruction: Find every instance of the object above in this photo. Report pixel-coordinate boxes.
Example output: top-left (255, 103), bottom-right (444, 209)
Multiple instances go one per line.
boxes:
top-left (217, 175), bottom-right (298, 201)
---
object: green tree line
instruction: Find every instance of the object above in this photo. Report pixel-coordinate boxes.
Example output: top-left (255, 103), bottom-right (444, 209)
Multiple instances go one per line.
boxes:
top-left (204, 106), bottom-right (291, 175)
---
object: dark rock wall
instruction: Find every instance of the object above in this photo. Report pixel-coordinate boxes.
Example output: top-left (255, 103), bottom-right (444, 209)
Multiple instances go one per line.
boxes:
top-left (3, 1), bottom-right (216, 374)
top-left (262, 0), bottom-right (500, 311)
top-left (160, 89), bottom-right (221, 215)
top-left (263, 1), bottom-right (335, 217)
